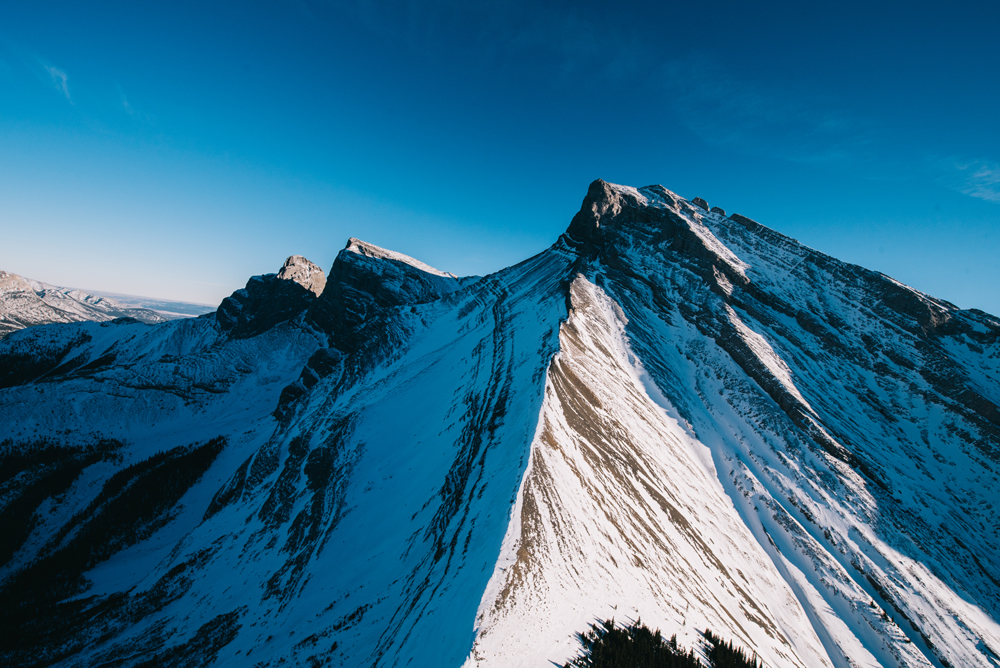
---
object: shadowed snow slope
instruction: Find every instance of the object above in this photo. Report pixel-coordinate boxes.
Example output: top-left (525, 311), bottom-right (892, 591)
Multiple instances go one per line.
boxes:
top-left (0, 182), bottom-right (998, 668)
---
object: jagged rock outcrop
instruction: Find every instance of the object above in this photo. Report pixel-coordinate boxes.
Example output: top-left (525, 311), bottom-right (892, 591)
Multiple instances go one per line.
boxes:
top-left (277, 255), bottom-right (326, 297)
top-left (306, 238), bottom-right (468, 349)
top-left (276, 240), bottom-right (472, 421)
top-left (216, 256), bottom-right (325, 338)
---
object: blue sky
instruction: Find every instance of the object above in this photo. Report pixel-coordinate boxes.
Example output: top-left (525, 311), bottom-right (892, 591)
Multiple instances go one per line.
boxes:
top-left (1, 1), bottom-right (998, 314)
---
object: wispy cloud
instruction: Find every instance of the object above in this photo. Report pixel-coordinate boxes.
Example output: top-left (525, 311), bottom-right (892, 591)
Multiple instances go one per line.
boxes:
top-left (46, 64), bottom-right (71, 101)
top-left (659, 56), bottom-right (878, 168)
top-left (118, 85), bottom-right (134, 114)
top-left (116, 83), bottom-right (154, 123)
top-left (938, 159), bottom-right (1000, 203)
top-left (657, 56), bottom-right (1000, 205)
top-left (322, 3), bottom-right (1000, 205)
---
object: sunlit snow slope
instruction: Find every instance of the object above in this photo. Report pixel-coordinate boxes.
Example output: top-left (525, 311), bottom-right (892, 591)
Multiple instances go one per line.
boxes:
top-left (1, 181), bottom-right (997, 668)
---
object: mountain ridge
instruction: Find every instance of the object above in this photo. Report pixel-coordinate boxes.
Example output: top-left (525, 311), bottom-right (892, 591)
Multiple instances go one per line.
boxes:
top-left (0, 180), bottom-right (997, 668)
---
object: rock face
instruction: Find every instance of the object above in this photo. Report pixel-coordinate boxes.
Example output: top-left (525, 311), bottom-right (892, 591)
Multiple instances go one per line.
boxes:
top-left (0, 181), bottom-right (998, 668)
top-left (277, 255), bottom-right (326, 297)
top-left (0, 270), bottom-right (166, 337)
top-left (216, 256), bottom-right (326, 338)
top-left (273, 241), bottom-right (475, 422)
top-left (306, 238), bottom-right (470, 351)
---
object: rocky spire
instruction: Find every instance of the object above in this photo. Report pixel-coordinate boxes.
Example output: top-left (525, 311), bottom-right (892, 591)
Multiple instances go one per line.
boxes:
top-left (277, 255), bottom-right (326, 297)
top-left (216, 255), bottom-right (325, 338)
top-left (565, 179), bottom-right (624, 241)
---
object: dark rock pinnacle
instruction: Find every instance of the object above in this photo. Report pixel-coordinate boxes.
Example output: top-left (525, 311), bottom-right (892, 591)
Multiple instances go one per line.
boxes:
top-left (216, 255), bottom-right (325, 338)
top-left (565, 179), bottom-right (624, 241)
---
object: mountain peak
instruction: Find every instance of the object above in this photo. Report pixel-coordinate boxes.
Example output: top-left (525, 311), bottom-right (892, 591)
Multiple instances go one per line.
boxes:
top-left (3, 181), bottom-right (998, 668)
top-left (305, 238), bottom-right (466, 351)
top-left (344, 237), bottom-right (457, 279)
top-left (565, 179), bottom-right (703, 243)
top-left (277, 255), bottom-right (326, 297)
top-left (565, 179), bottom-right (625, 241)
top-left (216, 256), bottom-right (323, 338)
top-left (0, 270), bottom-right (32, 293)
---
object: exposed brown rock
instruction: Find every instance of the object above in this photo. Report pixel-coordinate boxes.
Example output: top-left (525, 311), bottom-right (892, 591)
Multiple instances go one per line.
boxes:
top-left (277, 255), bottom-right (326, 297)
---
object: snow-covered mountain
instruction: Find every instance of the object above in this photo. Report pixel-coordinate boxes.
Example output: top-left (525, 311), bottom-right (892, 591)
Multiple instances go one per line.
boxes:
top-left (1, 182), bottom-right (997, 668)
top-left (0, 271), bottom-right (168, 337)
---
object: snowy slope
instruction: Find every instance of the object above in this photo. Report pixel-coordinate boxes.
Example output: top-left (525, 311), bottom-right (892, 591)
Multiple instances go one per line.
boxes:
top-left (1, 183), bottom-right (997, 668)
top-left (551, 181), bottom-right (1000, 668)
top-left (0, 258), bottom-right (329, 594)
top-left (467, 276), bottom-right (833, 668)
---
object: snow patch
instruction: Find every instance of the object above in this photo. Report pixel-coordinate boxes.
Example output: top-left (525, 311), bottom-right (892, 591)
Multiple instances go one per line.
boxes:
top-left (346, 238), bottom-right (458, 278)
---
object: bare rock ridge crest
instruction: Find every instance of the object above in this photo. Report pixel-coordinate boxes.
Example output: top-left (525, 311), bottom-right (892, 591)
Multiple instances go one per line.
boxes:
top-left (0, 180), bottom-right (997, 668)
top-left (277, 255), bottom-right (326, 297)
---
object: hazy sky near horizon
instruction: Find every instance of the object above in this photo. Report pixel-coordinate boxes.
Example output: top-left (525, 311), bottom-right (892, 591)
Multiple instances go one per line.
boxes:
top-left (1, 1), bottom-right (998, 313)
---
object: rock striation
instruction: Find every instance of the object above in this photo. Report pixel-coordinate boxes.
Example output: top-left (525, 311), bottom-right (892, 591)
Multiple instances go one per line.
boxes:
top-left (275, 240), bottom-right (473, 421)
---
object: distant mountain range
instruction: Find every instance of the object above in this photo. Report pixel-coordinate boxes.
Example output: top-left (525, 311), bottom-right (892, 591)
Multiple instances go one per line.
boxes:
top-left (83, 290), bottom-right (218, 319)
top-left (0, 184), bottom-right (997, 668)
top-left (0, 271), bottom-right (217, 338)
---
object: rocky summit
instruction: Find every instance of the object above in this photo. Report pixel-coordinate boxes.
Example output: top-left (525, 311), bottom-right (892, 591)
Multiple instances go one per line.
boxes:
top-left (277, 255), bottom-right (327, 297)
top-left (0, 181), bottom-right (997, 668)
